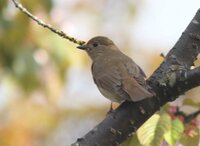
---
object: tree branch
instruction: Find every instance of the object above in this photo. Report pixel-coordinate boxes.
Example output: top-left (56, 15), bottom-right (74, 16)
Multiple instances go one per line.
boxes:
top-left (175, 107), bottom-right (200, 124)
top-left (72, 8), bottom-right (200, 146)
top-left (184, 109), bottom-right (200, 124)
top-left (175, 67), bottom-right (200, 94)
top-left (10, 0), bottom-right (200, 145)
top-left (11, 0), bottom-right (85, 45)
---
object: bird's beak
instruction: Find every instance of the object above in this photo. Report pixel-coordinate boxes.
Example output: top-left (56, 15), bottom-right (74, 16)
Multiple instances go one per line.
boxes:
top-left (77, 45), bottom-right (89, 50)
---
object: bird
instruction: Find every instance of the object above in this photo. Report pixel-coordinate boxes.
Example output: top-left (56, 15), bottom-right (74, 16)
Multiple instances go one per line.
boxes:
top-left (77, 36), bottom-right (153, 109)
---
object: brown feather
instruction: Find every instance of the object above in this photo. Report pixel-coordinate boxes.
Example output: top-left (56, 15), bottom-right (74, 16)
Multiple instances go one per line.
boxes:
top-left (87, 36), bottom-right (153, 103)
top-left (122, 77), bottom-right (153, 101)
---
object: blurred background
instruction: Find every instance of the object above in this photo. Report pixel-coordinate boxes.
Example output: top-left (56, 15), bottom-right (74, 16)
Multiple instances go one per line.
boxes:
top-left (0, 0), bottom-right (199, 146)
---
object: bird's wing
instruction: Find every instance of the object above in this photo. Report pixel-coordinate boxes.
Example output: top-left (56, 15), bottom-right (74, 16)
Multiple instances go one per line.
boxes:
top-left (93, 66), bottom-right (131, 102)
top-left (124, 61), bottom-right (146, 86)
top-left (92, 59), bottom-right (153, 102)
top-left (122, 60), bottom-right (153, 101)
top-left (122, 77), bottom-right (153, 101)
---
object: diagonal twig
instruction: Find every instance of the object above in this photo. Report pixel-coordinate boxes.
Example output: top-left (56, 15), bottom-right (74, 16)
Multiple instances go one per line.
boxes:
top-left (11, 0), bottom-right (85, 45)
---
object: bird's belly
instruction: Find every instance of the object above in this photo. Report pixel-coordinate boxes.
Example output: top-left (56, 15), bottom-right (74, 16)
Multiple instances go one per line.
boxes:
top-left (98, 87), bottom-right (123, 103)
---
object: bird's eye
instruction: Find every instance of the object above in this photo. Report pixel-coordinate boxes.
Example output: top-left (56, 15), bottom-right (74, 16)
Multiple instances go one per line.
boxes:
top-left (93, 42), bottom-right (98, 47)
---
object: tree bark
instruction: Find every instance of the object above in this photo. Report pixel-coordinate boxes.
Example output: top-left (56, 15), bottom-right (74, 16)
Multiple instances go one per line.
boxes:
top-left (72, 8), bottom-right (200, 146)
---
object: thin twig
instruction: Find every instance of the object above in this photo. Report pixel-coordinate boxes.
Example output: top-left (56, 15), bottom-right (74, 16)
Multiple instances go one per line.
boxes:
top-left (11, 0), bottom-right (85, 45)
top-left (184, 109), bottom-right (200, 123)
top-left (174, 107), bottom-right (200, 123)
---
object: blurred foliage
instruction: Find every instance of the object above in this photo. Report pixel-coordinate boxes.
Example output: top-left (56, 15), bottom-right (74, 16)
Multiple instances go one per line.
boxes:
top-left (0, 0), bottom-right (74, 94)
top-left (0, 99), bottom-right (58, 146)
top-left (122, 105), bottom-right (199, 146)
top-left (137, 113), bottom-right (171, 146)
top-left (164, 118), bottom-right (184, 146)
top-left (0, 0), bottom-right (80, 145)
top-left (0, 1), bottom-right (199, 146)
top-left (180, 127), bottom-right (200, 146)
top-left (183, 98), bottom-right (200, 108)
top-left (1, 0), bottom-right (48, 92)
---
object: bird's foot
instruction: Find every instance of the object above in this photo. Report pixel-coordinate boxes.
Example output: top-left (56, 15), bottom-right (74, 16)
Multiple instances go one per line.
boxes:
top-left (106, 102), bottom-right (114, 115)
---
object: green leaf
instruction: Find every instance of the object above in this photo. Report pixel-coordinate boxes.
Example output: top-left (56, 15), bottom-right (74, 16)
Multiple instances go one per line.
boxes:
top-left (150, 114), bottom-right (171, 146)
top-left (137, 113), bottom-right (171, 146)
top-left (121, 134), bottom-right (142, 146)
top-left (164, 118), bottom-right (184, 146)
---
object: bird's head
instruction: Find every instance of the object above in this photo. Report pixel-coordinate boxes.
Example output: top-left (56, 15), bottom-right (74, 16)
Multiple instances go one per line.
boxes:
top-left (77, 36), bottom-right (118, 60)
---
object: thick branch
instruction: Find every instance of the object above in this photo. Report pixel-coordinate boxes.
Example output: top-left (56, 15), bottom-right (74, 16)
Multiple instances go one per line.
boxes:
top-left (72, 9), bottom-right (200, 146)
top-left (11, 0), bottom-right (85, 45)
top-left (175, 67), bottom-right (200, 93)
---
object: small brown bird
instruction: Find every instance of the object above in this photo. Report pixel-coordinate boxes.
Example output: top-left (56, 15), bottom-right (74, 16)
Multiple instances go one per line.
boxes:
top-left (77, 36), bottom-right (153, 105)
